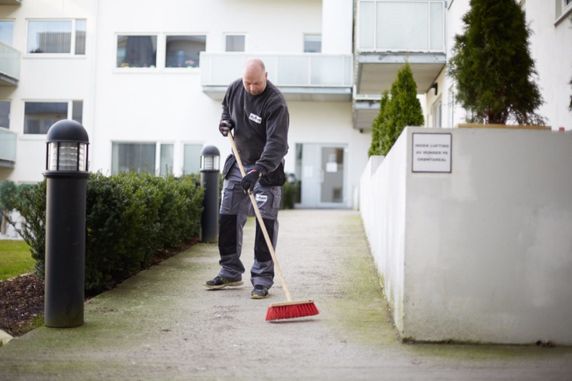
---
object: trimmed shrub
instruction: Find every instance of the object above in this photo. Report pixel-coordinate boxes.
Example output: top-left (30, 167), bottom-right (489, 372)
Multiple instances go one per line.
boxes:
top-left (0, 180), bottom-right (46, 277)
top-left (281, 180), bottom-right (300, 209)
top-left (448, 0), bottom-right (544, 124)
top-left (0, 174), bottom-right (203, 293)
top-left (368, 64), bottom-right (424, 156)
top-left (368, 91), bottom-right (390, 157)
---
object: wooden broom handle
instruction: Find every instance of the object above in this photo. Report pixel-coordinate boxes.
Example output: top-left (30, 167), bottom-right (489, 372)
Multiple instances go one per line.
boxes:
top-left (227, 133), bottom-right (292, 301)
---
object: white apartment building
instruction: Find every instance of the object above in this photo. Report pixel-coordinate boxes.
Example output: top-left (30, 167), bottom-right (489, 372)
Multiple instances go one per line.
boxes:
top-left (0, 0), bottom-right (570, 209)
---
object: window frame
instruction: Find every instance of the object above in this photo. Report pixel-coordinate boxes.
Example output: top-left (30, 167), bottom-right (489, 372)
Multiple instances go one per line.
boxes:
top-left (111, 141), bottom-right (157, 175)
top-left (115, 33), bottom-right (208, 72)
top-left (303, 33), bottom-right (322, 53)
top-left (25, 18), bottom-right (86, 57)
top-left (431, 95), bottom-right (443, 128)
top-left (164, 33), bottom-right (207, 70)
top-left (115, 33), bottom-right (159, 70)
top-left (555, 0), bottom-right (572, 25)
top-left (182, 142), bottom-right (204, 175)
top-left (22, 99), bottom-right (83, 137)
top-left (0, 99), bottom-right (10, 129)
top-left (110, 141), bottom-right (177, 176)
top-left (224, 33), bottom-right (246, 52)
top-left (158, 142), bottom-right (174, 177)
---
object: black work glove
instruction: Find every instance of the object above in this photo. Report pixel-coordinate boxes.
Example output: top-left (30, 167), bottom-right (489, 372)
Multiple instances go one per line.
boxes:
top-left (241, 169), bottom-right (261, 192)
top-left (219, 119), bottom-right (234, 136)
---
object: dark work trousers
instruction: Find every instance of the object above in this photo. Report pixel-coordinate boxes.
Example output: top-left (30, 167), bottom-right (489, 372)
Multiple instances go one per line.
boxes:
top-left (218, 165), bottom-right (281, 288)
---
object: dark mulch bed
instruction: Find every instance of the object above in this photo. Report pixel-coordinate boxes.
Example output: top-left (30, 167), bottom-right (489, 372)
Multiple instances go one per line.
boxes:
top-left (0, 240), bottom-right (198, 337)
top-left (0, 274), bottom-right (44, 336)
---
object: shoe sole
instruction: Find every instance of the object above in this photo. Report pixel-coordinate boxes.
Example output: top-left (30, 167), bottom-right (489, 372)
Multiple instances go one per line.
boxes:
top-left (251, 293), bottom-right (269, 300)
top-left (205, 281), bottom-right (243, 290)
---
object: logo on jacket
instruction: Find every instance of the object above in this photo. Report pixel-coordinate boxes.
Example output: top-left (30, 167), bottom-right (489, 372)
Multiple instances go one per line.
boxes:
top-left (249, 113), bottom-right (262, 124)
top-left (255, 194), bottom-right (268, 205)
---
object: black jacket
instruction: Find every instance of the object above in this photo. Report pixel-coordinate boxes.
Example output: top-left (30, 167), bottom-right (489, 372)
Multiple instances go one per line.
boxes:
top-left (221, 79), bottom-right (289, 177)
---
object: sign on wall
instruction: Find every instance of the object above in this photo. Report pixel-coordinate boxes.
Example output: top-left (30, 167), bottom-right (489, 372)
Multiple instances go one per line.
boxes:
top-left (412, 133), bottom-right (452, 173)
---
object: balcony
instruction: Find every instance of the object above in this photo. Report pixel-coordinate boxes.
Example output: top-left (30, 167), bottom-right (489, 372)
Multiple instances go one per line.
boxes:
top-left (0, 42), bottom-right (20, 86)
top-left (355, 0), bottom-right (446, 94)
top-left (0, 127), bottom-right (16, 168)
top-left (353, 0), bottom-right (446, 130)
top-left (200, 53), bottom-right (353, 101)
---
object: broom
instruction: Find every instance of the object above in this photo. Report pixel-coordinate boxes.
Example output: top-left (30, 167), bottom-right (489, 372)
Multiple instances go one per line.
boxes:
top-left (227, 133), bottom-right (319, 321)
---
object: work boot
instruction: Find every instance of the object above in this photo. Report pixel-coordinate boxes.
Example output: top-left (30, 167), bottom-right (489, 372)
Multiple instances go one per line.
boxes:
top-left (251, 285), bottom-right (269, 299)
top-left (205, 275), bottom-right (243, 290)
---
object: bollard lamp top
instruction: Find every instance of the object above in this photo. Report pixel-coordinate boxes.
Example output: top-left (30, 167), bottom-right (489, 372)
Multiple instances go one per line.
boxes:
top-left (47, 119), bottom-right (89, 143)
top-left (201, 145), bottom-right (220, 158)
top-left (200, 145), bottom-right (220, 172)
top-left (45, 119), bottom-right (90, 174)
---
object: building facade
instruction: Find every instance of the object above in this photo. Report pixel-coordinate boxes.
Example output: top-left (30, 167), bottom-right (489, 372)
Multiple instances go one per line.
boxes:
top-left (0, 0), bottom-right (570, 209)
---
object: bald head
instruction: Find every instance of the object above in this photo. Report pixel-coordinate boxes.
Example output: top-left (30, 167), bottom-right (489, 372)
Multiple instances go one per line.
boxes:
top-left (242, 58), bottom-right (268, 96)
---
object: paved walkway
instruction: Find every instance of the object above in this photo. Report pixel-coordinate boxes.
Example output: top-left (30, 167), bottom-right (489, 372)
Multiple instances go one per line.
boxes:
top-left (1, 210), bottom-right (571, 380)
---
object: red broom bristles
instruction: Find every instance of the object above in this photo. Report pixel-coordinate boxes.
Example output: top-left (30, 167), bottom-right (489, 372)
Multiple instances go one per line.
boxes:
top-left (265, 300), bottom-right (319, 321)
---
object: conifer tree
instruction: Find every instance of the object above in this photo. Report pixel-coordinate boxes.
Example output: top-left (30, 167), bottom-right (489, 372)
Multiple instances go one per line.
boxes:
top-left (368, 91), bottom-right (389, 156)
top-left (368, 63), bottom-right (424, 156)
top-left (448, 0), bottom-right (544, 124)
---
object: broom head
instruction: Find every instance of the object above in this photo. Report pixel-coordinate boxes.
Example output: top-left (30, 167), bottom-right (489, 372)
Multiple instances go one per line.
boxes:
top-left (265, 300), bottom-right (319, 321)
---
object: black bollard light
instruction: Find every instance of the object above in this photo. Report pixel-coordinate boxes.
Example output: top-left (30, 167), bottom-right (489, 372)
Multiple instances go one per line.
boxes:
top-left (200, 145), bottom-right (220, 242)
top-left (43, 119), bottom-right (89, 328)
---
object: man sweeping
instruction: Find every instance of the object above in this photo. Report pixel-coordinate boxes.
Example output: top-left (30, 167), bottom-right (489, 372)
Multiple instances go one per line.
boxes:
top-left (205, 58), bottom-right (289, 300)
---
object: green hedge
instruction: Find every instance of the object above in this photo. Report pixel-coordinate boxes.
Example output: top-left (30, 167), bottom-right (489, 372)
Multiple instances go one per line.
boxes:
top-left (0, 173), bottom-right (203, 293)
top-left (281, 180), bottom-right (300, 210)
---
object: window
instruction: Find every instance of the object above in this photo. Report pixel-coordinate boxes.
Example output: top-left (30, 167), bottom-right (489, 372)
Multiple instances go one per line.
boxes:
top-left (75, 19), bottom-right (86, 55)
top-left (304, 34), bottom-right (321, 53)
top-left (117, 35), bottom-right (157, 68)
top-left (25, 102), bottom-right (67, 134)
top-left (111, 142), bottom-right (156, 175)
top-left (555, 0), bottom-right (572, 23)
top-left (72, 100), bottom-right (83, 125)
top-left (448, 87), bottom-right (456, 129)
top-left (432, 97), bottom-right (442, 128)
top-left (159, 143), bottom-right (174, 177)
top-left (165, 35), bottom-right (206, 68)
top-left (225, 35), bottom-right (245, 52)
top-left (27, 19), bottom-right (86, 54)
top-left (24, 101), bottom-right (83, 134)
top-left (183, 144), bottom-right (202, 175)
top-left (0, 20), bottom-right (14, 46)
top-left (0, 101), bottom-right (10, 128)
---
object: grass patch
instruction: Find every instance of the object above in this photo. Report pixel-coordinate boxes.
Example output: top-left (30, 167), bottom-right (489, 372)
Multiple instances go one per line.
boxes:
top-left (0, 240), bottom-right (34, 281)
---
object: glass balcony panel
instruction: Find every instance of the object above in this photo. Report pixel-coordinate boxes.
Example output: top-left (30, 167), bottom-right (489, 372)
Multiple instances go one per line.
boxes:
top-left (201, 53), bottom-right (352, 88)
top-left (430, 2), bottom-right (444, 51)
top-left (0, 127), bottom-right (16, 163)
top-left (311, 56), bottom-right (348, 86)
top-left (0, 42), bottom-right (20, 81)
top-left (376, 2), bottom-right (428, 51)
top-left (359, 2), bottom-right (375, 50)
top-left (358, 0), bottom-right (445, 53)
top-left (207, 54), bottom-right (245, 85)
top-left (276, 56), bottom-right (308, 85)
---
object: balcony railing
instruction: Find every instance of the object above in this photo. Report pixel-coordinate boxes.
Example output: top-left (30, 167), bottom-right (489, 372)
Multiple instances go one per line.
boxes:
top-left (357, 0), bottom-right (445, 53)
top-left (0, 42), bottom-right (20, 85)
top-left (0, 127), bottom-right (16, 167)
top-left (201, 52), bottom-right (353, 89)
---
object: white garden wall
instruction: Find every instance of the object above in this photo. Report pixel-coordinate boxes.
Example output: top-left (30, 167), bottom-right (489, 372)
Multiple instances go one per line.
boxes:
top-left (360, 127), bottom-right (572, 344)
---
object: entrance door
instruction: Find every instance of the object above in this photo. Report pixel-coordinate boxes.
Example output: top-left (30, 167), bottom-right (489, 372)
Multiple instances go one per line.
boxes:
top-left (297, 143), bottom-right (346, 208)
